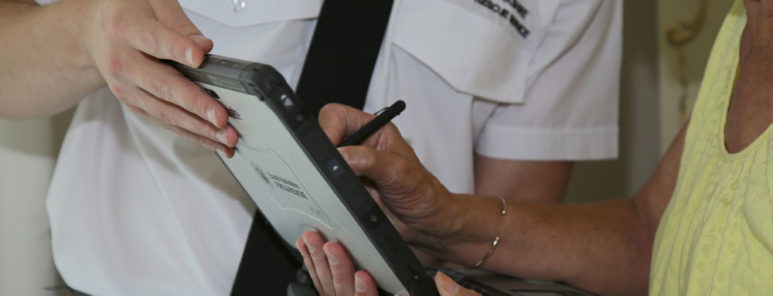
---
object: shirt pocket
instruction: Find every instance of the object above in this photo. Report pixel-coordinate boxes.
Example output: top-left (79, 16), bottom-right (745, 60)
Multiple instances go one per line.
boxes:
top-left (390, 0), bottom-right (559, 104)
top-left (178, 0), bottom-right (323, 27)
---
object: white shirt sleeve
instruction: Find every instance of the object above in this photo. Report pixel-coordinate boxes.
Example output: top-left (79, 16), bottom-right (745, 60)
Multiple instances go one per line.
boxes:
top-left (476, 0), bottom-right (621, 161)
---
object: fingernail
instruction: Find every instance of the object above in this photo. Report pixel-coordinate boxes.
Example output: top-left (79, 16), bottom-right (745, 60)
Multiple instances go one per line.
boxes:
top-left (355, 276), bottom-right (367, 292)
top-left (185, 47), bottom-right (195, 67)
top-left (216, 147), bottom-right (226, 157)
top-left (436, 272), bottom-right (460, 294)
top-left (216, 129), bottom-right (228, 145)
top-left (207, 105), bottom-right (218, 126)
top-left (303, 237), bottom-right (317, 254)
top-left (326, 250), bottom-right (339, 266)
top-left (190, 34), bottom-right (210, 48)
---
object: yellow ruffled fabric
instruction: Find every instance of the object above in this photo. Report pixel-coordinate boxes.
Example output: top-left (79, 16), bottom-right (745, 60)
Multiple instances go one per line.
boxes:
top-left (650, 1), bottom-right (773, 295)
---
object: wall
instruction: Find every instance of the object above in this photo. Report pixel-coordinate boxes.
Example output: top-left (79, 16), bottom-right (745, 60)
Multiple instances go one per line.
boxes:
top-left (565, 0), bottom-right (661, 202)
top-left (0, 111), bottom-right (72, 295)
top-left (565, 0), bottom-right (733, 203)
top-left (657, 0), bottom-right (732, 152)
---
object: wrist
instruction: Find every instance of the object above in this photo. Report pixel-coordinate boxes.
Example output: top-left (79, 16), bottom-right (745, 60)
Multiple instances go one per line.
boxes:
top-left (409, 194), bottom-right (508, 265)
top-left (405, 192), bottom-right (477, 250)
top-left (68, 0), bottom-right (101, 71)
top-left (401, 187), bottom-right (464, 251)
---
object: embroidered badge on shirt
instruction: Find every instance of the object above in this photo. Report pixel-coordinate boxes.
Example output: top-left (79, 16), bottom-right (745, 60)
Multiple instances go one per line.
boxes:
top-left (467, 0), bottom-right (531, 38)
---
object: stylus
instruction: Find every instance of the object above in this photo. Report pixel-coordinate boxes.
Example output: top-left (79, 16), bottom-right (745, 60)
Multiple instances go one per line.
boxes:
top-left (338, 100), bottom-right (406, 147)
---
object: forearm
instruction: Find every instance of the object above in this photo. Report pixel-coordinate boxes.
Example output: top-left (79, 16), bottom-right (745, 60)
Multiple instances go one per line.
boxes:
top-left (0, 0), bottom-right (103, 118)
top-left (474, 156), bottom-right (574, 203)
top-left (417, 194), bottom-right (651, 296)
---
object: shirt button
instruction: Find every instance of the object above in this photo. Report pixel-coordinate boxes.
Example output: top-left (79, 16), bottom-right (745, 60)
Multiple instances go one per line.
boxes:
top-left (232, 0), bottom-right (247, 12)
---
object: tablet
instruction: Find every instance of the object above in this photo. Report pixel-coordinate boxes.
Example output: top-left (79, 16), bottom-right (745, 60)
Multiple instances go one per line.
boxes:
top-left (167, 55), bottom-right (438, 296)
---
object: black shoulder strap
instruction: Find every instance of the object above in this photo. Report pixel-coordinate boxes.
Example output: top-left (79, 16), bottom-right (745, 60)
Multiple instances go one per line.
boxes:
top-left (297, 0), bottom-right (395, 116)
top-left (230, 1), bottom-right (394, 295)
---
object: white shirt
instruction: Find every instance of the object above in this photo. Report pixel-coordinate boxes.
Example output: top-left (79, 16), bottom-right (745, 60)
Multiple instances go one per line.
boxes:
top-left (46, 0), bottom-right (621, 294)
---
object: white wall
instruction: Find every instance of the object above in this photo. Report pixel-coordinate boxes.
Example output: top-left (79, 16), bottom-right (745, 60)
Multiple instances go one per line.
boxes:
top-left (0, 111), bottom-right (72, 295)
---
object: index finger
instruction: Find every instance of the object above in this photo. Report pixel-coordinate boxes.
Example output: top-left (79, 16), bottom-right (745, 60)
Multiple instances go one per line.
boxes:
top-left (127, 55), bottom-right (228, 128)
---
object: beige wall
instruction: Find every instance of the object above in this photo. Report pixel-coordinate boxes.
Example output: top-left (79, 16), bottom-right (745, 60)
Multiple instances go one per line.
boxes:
top-left (565, 0), bottom-right (733, 203)
top-left (658, 0), bottom-right (732, 152)
top-left (565, 0), bottom-right (661, 202)
top-left (0, 111), bottom-right (72, 295)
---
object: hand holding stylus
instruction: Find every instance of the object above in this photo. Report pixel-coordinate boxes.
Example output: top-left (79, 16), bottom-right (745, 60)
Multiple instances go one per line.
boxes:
top-left (302, 103), bottom-right (475, 295)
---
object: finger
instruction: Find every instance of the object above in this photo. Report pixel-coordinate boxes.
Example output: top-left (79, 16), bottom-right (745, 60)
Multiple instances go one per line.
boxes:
top-left (125, 104), bottom-right (235, 157)
top-left (120, 13), bottom-right (207, 68)
top-left (353, 271), bottom-right (379, 296)
top-left (338, 146), bottom-right (425, 191)
top-left (123, 53), bottom-right (229, 129)
top-left (121, 84), bottom-right (236, 146)
top-left (435, 272), bottom-right (480, 296)
top-left (318, 103), bottom-right (376, 145)
top-left (323, 242), bottom-right (355, 296)
top-left (165, 123), bottom-right (235, 158)
top-left (303, 231), bottom-right (335, 296)
top-left (148, 0), bottom-right (214, 52)
top-left (296, 237), bottom-right (324, 295)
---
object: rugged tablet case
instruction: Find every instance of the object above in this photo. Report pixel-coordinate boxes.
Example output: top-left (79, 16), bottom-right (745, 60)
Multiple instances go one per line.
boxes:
top-left (167, 55), bottom-right (438, 296)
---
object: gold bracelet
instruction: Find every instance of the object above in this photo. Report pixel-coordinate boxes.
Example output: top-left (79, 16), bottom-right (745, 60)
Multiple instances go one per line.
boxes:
top-left (472, 196), bottom-right (507, 269)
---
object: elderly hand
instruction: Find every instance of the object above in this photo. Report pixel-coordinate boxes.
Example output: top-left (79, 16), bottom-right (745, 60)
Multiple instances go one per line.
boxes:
top-left (317, 104), bottom-right (461, 250)
top-left (83, 0), bottom-right (238, 156)
top-left (296, 230), bottom-right (480, 296)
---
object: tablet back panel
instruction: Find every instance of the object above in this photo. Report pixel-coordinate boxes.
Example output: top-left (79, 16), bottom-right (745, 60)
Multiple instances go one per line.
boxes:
top-left (168, 55), bottom-right (437, 295)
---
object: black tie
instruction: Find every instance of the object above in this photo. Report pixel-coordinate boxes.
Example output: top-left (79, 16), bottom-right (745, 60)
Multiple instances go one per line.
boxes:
top-left (297, 0), bottom-right (395, 116)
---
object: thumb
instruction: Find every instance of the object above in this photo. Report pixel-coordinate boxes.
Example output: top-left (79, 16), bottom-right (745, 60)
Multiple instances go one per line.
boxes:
top-left (434, 272), bottom-right (480, 296)
top-left (149, 0), bottom-right (213, 52)
top-left (319, 103), bottom-right (378, 146)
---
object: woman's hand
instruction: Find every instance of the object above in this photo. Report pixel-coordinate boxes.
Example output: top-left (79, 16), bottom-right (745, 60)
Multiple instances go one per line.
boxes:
top-left (296, 230), bottom-right (481, 296)
top-left (82, 0), bottom-right (238, 156)
top-left (318, 104), bottom-right (461, 249)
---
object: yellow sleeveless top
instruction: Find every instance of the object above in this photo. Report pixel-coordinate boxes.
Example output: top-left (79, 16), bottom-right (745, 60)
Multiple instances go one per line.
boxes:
top-left (650, 1), bottom-right (773, 295)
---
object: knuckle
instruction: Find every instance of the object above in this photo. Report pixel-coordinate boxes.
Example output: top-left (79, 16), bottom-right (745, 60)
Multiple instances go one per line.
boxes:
top-left (169, 17), bottom-right (192, 34)
top-left (155, 109), bottom-right (177, 126)
top-left (108, 84), bottom-right (126, 100)
top-left (103, 10), bottom-right (127, 38)
top-left (318, 103), bottom-right (336, 116)
top-left (104, 55), bottom-right (124, 77)
top-left (148, 77), bottom-right (173, 102)
top-left (138, 30), bottom-right (159, 55)
top-left (332, 275), bottom-right (344, 285)
top-left (321, 103), bottom-right (347, 120)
